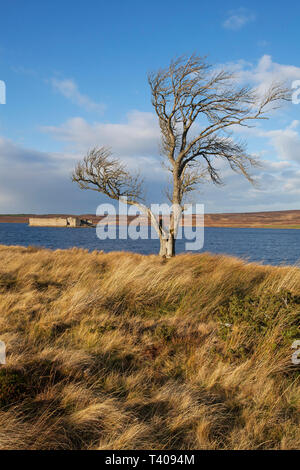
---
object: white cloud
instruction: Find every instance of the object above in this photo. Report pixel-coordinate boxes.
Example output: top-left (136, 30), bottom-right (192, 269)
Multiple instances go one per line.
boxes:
top-left (42, 111), bottom-right (165, 181)
top-left (41, 57), bottom-right (300, 211)
top-left (223, 8), bottom-right (255, 31)
top-left (0, 126), bottom-right (300, 213)
top-left (259, 121), bottom-right (300, 163)
top-left (2, 54), bottom-right (300, 214)
top-left (0, 136), bottom-right (73, 212)
top-left (42, 110), bottom-right (161, 168)
top-left (51, 78), bottom-right (105, 113)
top-left (232, 117), bottom-right (300, 164)
top-left (0, 133), bottom-right (167, 213)
top-left (199, 157), bottom-right (300, 213)
top-left (231, 55), bottom-right (300, 96)
top-left (47, 56), bottom-right (300, 161)
top-left (257, 40), bottom-right (270, 48)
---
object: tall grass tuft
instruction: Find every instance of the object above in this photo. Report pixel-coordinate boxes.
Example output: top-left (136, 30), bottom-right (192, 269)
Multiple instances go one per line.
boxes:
top-left (0, 245), bottom-right (299, 449)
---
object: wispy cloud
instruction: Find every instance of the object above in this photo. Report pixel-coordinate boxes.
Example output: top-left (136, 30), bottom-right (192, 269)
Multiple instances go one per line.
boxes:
top-left (51, 78), bottom-right (106, 113)
top-left (223, 8), bottom-right (256, 31)
top-left (258, 121), bottom-right (300, 164)
top-left (257, 40), bottom-right (270, 48)
top-left (0, 129), bottom-right (164, 213)
top-left (227, 55), bottom-right (300, 98)
top-left (1, 109), bottom-right (300, 213)
top-left (2, 55), bottom-right (300, 213)
top-left (42, 110), bottom-right (160, 157)
top-left (41, 110), bottom-right (163, 178)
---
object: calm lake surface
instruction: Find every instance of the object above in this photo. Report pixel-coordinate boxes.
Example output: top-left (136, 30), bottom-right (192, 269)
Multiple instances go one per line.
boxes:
top-left (0, 223), bottom-right (299, 266)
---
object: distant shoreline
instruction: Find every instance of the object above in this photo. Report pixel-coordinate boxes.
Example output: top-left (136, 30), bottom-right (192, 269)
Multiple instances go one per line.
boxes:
top-left (0, 209), bottom-right (300, 229)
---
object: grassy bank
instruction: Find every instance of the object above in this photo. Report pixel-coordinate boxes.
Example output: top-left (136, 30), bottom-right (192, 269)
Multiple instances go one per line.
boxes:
top-left (0, 245), bottom-right (299, 450)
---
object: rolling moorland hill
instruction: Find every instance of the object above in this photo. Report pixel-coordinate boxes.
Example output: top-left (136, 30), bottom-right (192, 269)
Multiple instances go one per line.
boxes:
top-left (0, 209), bottom-right (300, 228)
top-left (0, 245), bottom-right (299, 449)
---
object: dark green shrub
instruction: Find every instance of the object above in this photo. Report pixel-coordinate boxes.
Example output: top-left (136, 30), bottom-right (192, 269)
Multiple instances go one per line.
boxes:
top-left (154, 324), bottom-right (177, 342)
top-left (0, 369), bottom-right (28, 406)
top-left (217, 289), bottom-right (300, 338)
top-left (0, 272), bottom-right (17, 291)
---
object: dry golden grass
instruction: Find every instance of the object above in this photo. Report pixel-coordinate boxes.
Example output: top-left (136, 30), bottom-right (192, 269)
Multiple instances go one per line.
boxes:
top-left (0, 244), bottom-right (299, 450)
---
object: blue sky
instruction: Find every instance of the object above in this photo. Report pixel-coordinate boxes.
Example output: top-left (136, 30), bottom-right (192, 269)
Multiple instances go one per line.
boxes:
top-left (0, 0), bottom-right (300, 213)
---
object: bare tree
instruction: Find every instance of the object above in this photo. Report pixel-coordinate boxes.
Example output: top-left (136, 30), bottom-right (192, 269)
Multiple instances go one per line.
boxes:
top-left (72, 147), bottom-right (165, 244)
top-left (72, 54), bottom-right (289, 257)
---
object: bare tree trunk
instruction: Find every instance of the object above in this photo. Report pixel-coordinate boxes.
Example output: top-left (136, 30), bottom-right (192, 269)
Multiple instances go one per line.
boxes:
top-left (130, 203), bottom-right (177, 258)
top-left (159, 237), bottom-right (168, 257)
top-left (159, 234), bottom-right (175, 257)
top-left (167, 233), bottom-right (175, 257)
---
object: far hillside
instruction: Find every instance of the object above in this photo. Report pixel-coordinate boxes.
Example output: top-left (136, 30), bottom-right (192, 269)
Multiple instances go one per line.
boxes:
top-left (0, 210), bottom-right (300, 228)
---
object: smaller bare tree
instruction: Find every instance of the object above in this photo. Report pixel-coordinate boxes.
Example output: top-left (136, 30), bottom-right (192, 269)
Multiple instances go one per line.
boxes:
top-left (72, 55), bottom-right (289, 257)
top-left (72, 147), bottom-right (165, 245)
